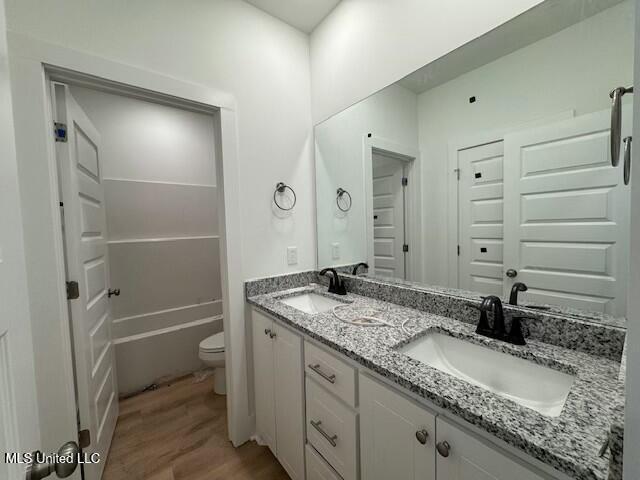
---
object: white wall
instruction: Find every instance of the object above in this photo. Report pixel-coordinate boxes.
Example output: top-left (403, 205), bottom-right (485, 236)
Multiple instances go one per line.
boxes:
top-left (416, 1), bottom-right (635, 286)
top-left (6, 0), bottom-right (314, 280)
top-left (70, 86), bottom-right (224, 394)
top-left (0, 0), bottom-right (40, 468)
top-left (310, 0), bottom-right (546, 123)
top-left (315, 84), bottom-right (418, 268)
top-left (624, 1), bottom-right (640, 477)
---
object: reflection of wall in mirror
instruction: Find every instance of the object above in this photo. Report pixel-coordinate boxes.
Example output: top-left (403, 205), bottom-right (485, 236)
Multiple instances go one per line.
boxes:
top-left (315, 84), bottom-right (418, 269)
top-left (418, 0), bottom-right (634, 286)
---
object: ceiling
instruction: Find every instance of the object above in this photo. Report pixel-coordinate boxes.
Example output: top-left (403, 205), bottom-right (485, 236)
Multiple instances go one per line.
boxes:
top-left (399, 0), bottom-right (625, 94)
top-left (244, 0), bottom-right (341, 33)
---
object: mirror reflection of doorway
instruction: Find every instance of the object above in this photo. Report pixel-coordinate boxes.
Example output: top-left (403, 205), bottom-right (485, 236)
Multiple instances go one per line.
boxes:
top-left (372, 152), bottom-right (407, 279)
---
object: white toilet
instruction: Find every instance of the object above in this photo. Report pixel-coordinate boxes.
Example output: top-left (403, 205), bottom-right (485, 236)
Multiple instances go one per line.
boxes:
top-left (198, 331), bottom-right (226, 395)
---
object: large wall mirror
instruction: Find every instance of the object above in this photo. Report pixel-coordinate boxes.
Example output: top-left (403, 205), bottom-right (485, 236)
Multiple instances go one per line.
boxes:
top-left (315, 0), bottom-right (634, 318)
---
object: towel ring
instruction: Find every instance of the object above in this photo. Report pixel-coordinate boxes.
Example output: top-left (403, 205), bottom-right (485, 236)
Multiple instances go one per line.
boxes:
top-left (336, 187), bottom-right (352, 212)
top-left (274, 182), bottom-right (296, 211)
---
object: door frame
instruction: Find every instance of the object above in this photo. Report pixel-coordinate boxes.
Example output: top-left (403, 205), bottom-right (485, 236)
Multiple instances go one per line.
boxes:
top-left (7, 32), bottom-right (251, 453)
top-left (363, 135), bottom-right (421, 281)
top-left (447, 110), bottom-right (575, 289)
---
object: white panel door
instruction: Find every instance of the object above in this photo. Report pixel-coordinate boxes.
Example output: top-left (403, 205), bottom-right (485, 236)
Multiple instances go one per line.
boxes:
top-left (504, 108), bottom-right (631, 315)
top-left (360, 374), bottom-right (436, 480)
top-left (251, 310), bottom-right (276, 454)
top-left (372, 152), bottom-right (406, 278)
top-left (457, 142), bottom-right (505, 296)
top-left (54, 83), bottom-right (118, 480)
top-left (273, 324), bottom-right (305, 480)
top-left (436, 417), bottom-right (544, 480)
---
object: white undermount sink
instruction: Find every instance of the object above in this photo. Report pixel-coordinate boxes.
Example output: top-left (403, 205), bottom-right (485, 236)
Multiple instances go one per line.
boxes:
top-left (279, 293), bottom-right (345, 314)
top-left (399, 332), bottom-right (575, 417)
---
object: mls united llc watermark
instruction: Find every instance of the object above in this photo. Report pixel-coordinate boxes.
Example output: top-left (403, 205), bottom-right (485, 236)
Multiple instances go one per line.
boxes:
top-left (4, 451), bottom-right (101, 464)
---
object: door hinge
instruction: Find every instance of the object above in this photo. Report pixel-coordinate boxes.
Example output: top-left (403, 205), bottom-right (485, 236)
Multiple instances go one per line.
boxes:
top-left (54, 122), bottom-right (68, 142)
top-left (403, 244), bottom-right (409, 253)
top-left (66, 281), bottom-right (80, 300)
top-left (78, 429), bottom-right (91, 449)
top-left (402, 177), bottom-right (408, 187)
top-left (457, 245), bottom-right (460, 256)
top-left (454, 168), bottom-right (460, 180)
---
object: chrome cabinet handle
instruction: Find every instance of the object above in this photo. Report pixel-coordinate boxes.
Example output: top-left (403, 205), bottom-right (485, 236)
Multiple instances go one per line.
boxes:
top-left (310, 420), bottom-right (337, 447)
top-left (505, 269), bottom-right (517, 278)
top-left (624, 136), bottom-right (632, 185)
top-left (415, 429), bottom-right (429, 445)
top-left (308, 364), bottom-right (336, 384)
top-left (610, 86), bottom-right (634, 167)
top-left (436, 440), bottom-right (451, 457)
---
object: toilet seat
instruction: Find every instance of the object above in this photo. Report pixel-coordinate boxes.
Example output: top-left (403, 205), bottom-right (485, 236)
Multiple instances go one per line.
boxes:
top-left (200, 331), bottom-right (225, 353)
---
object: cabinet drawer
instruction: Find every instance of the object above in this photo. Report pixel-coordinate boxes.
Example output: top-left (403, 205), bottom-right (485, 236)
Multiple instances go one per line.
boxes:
top-left (306, 444), bottom-right (343, 480)
top-left (305, 340), bottom-right (357, 407)
top-left (306, 378), bottom-right (358, 480)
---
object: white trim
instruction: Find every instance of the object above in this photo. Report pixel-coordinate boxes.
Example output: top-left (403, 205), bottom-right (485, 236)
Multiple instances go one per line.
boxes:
top-left (107, 235), bottom-right (220, 245)
top-left (113, 315), bottom-right (223, 344)
top-left (446, 110), bottom-right (576, 289)
top-left (363, 134), bottom-right (422, 282)
top-left (8, 33), bottom-right (249, 449)
top-left (103, 177), bottom-right (217, 188)
top-left (112, 300), bottom-right (223, 324)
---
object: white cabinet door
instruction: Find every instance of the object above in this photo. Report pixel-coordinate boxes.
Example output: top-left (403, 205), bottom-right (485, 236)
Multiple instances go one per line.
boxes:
top-left (273, 323), bottom-right (305, 480)
top-left (436, 417), bottom-right (544, 480)
top-left (503, 108), bottom-right (631, 315)
top-left (360, 374), bottom-right (436, 480)
top-left (252, 310), bottom-right (276, 454)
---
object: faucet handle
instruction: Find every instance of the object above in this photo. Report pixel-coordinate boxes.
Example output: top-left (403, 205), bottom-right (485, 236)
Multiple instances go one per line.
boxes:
top-left (507, 315), bottom-right (532, 345)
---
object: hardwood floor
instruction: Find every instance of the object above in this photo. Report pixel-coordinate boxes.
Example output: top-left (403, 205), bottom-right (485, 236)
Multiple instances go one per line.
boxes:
top-left (102, 375), bottom-right (290, 480)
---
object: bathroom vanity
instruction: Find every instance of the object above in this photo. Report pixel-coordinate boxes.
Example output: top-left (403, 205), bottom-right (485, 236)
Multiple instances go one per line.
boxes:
top-left (246, 271), bottom-right (625, 480)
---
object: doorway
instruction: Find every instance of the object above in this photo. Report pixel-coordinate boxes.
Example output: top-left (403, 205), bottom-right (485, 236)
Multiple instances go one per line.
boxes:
top-left (372, 152), bottom-right (408, 278)
top-left (53, 80), bottom-right (227, 477)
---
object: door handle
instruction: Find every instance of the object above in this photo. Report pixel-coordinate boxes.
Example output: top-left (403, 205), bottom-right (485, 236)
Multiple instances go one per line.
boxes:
top-left (505, 269), bottom-right (518, 278)
top-left (107, 288), bottom-right (120, 298)
top-left (610, 86), bottom-right (634, 166)
top-left (623, 136), bottom-right (632, 186)
top-left (26, 441), bottom-right (80, 480)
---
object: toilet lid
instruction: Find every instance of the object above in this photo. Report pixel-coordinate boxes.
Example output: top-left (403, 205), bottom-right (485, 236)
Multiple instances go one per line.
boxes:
top-left (200, 331), bottom-right (225, 352)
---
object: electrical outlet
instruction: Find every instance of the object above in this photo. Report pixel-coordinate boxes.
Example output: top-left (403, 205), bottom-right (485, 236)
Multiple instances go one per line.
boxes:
top-left (332, 242), bottom-right (340, 260)
top-left (287, 246), bottom-right (298, 265)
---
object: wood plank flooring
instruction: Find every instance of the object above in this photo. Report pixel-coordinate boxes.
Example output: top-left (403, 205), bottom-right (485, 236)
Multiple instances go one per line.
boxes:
top-left (102, 374), bottom-right (290, 480)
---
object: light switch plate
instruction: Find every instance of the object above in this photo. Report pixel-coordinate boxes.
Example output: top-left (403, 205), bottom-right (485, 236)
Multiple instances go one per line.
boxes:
top-left (287, 246), bottom-right (298, 265)
top-left (332, 242), bottom-right (340, 260)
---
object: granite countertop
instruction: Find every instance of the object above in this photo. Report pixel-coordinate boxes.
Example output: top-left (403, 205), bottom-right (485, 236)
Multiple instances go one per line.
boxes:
top-left (247, 284), bottom-right (625, 480)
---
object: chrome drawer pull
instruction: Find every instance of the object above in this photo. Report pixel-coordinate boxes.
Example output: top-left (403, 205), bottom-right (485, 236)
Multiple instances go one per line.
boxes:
top-left (308, 364), bottom-right (336, 384)
top-left (310, 420), bottom-right (337, 447)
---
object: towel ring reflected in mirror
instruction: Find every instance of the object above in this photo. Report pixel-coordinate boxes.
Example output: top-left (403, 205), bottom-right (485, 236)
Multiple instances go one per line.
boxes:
top-left (336, 187), bottom-right (352, 212)
top-left (273, 182), bottom-right (297, 211)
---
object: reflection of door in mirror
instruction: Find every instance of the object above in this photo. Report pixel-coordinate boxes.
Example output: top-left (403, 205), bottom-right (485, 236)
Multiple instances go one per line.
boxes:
top-left (458, 141), bottom-right (505, 296)
top-left (503, 108), bottom-right (631, 316)
top-left (372, 152), bottom-right (406, 278)
top-left (457, 109), bottom-right (631, 316)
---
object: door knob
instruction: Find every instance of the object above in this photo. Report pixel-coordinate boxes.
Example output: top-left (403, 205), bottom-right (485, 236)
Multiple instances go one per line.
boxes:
top-left (436, 440), bottom-right (451, 458)
top-left (26, 441), bottom-right (80, 480)
top-left (505, 269), bottom-right (518, 278)
top-left (415, 429), bottom-right (429, 445)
